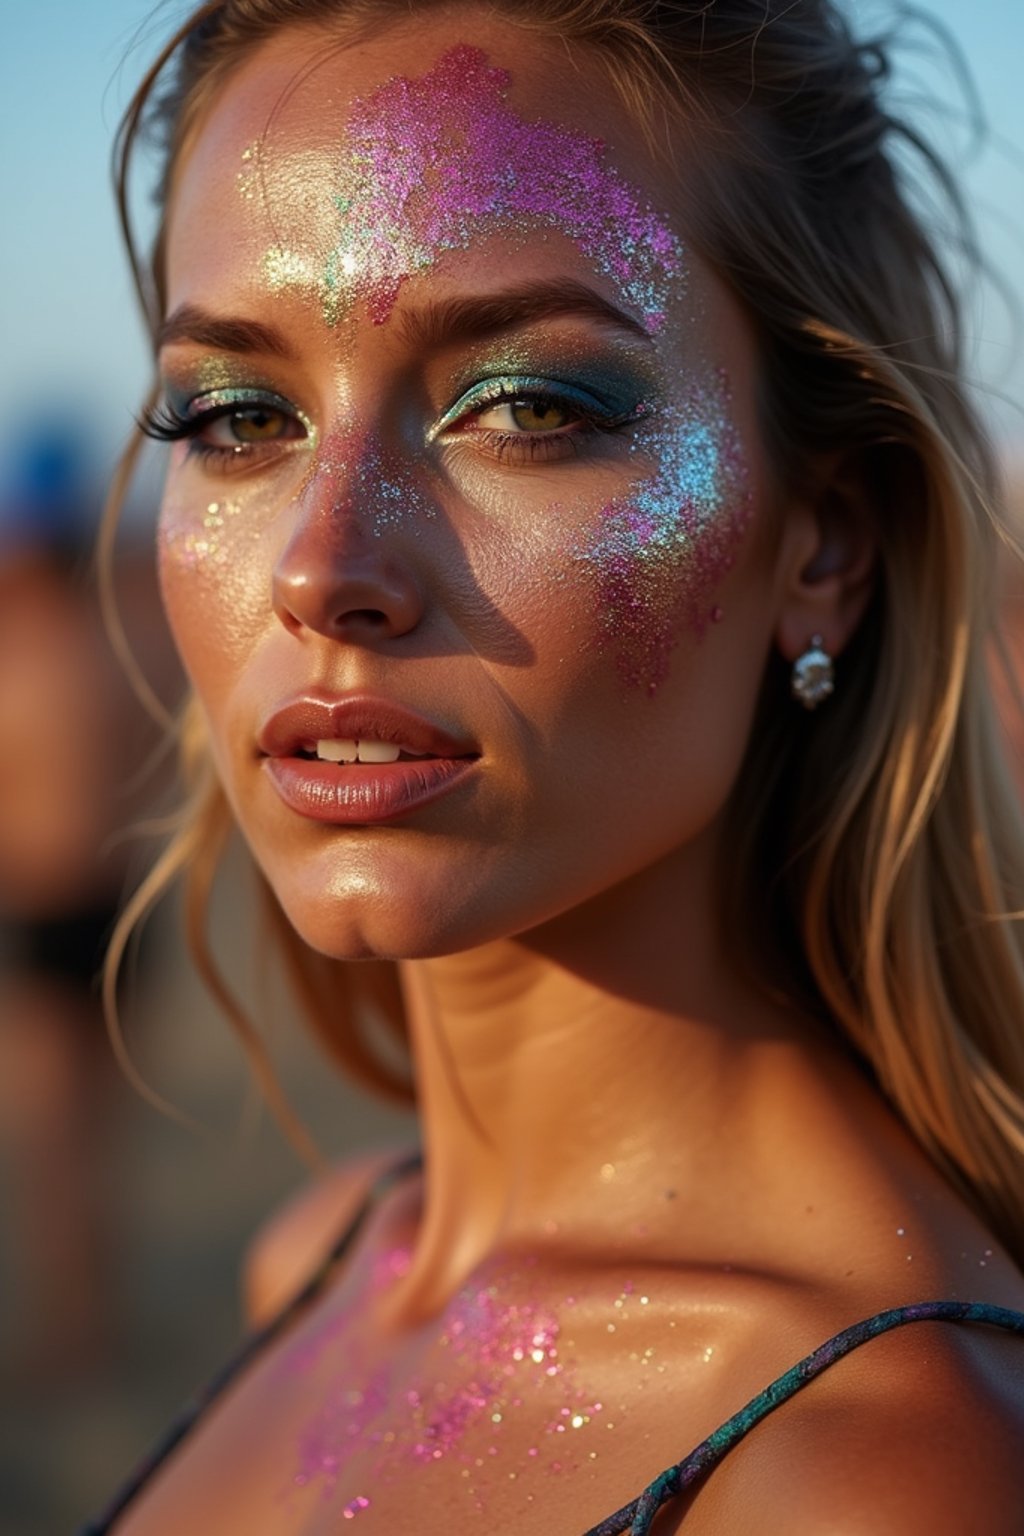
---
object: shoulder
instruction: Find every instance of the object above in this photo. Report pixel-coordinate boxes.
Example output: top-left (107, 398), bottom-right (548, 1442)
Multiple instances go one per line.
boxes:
top-left (668, 1306), bottom-right (1024, 1535)
top-left (242, 1146), bottom-right (416, 1327)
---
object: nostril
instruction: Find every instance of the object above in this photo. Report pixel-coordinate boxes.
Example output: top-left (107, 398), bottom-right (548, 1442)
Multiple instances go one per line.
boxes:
top-left (271, 529), bottom-right (425, 642)
top-left (332, 608), bottom-right (393, 634)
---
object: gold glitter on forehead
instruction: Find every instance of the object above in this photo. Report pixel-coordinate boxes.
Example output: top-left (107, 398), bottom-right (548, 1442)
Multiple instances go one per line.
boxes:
top-left (237, 140), bottom-right (259, 201)
top-left (264, 245), bottom-right (313, 289)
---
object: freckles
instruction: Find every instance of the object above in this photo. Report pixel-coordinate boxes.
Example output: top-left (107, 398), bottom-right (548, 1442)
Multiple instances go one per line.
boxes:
top-left (249, 44), bottom-right (683, 330)
top-left (569, 370), bottom-right (753, 696)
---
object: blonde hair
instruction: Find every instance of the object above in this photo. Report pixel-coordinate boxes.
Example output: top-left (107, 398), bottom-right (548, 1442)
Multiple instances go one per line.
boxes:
top-left (106, 0), bottom-right (1024, 1261)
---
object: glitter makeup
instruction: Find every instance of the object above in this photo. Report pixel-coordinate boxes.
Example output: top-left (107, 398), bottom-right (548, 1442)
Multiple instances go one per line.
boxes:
top-left (253, 44), bottom-right (683, 331)
top-left (431, 374), bottom-right (645, 442)
top-left (149, 368), bottom-right (317, 575)
top-left (154, 371), bottom-right (308, 658)
top-left (570, 369), bottom-right (752, 694)
top-left (285, 1260), bottom-right (613, 1513)
top-left (157, 477), bottom-right (287, 668)
top-left (144, 386), bottom-right (313, 473)
top-left (440, 333), bottom-right (658, 406)
top-left (165, 44), bottom-right (753, 693)
top-left (305, 431), bottom-right (439, 537)
top-left (159, 496), bottom-right (240, 570)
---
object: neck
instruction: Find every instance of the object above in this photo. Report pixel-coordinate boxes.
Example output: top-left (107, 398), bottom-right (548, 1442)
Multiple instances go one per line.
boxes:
top-left (394, 833), bottom-right (824, 1311)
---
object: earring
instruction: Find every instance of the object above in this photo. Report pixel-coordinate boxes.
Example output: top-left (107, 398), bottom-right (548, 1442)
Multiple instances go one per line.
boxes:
top-left (791, 634), bottom-right (835, 710)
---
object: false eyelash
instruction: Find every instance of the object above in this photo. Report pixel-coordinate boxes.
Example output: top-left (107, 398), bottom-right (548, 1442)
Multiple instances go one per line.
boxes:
top-left (137, 401), bottom-right (200, 443)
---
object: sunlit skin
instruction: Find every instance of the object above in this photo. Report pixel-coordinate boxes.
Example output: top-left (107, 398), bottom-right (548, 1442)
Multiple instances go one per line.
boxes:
top-left (125, 12), bottom-right (1024, 1536)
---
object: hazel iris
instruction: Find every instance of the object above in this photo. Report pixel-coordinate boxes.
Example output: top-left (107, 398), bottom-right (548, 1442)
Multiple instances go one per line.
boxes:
top-left (509, 399), bottom-right (571, 432)
top-left (227, 406), bottom-right (291, 442)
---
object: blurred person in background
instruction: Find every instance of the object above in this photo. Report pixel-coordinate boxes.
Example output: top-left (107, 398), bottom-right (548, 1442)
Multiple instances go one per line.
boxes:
top-left (0, 422), bottom-right (171, 1378)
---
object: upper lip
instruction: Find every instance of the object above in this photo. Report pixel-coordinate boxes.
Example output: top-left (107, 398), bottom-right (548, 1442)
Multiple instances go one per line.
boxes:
top-left (256, 693), bottom-right (478, 760)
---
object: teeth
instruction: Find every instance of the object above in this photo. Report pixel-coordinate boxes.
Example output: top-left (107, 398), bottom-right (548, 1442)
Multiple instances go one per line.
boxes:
top-left (355, 740), bottom-right (402, 764)
top-left (316, 739), bottom-right (358, 762)
top-left (315, 739), bottom-right (402, 764)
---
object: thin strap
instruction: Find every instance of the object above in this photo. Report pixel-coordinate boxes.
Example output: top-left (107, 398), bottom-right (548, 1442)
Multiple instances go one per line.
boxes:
top-left (580, 1300), bottom-right (1024, 1536)
top-left (76, 1151), bottom-right (422, 1536)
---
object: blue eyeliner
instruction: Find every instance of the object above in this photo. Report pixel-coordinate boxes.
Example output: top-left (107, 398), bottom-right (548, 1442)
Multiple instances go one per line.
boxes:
top-left (429, 373), bottom-right (650, 440)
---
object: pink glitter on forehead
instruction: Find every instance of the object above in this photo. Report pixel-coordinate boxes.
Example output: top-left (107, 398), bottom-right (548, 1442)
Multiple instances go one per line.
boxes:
top-left (298, 44), bottom-right (683, 327)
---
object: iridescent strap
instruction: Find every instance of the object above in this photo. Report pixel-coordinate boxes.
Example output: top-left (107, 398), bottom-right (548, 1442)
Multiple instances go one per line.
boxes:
top-left (75, 1151), bottom-right (423, 1536)
top-left (580, 1300), bottom-right (1024, 1536)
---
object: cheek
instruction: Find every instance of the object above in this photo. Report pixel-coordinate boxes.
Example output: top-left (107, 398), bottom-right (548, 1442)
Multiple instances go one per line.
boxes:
top-left (433, 388), bottom-right (754, 707)
top-left (156, 479), bottom-right (276, 692)
top-left (566, 373), bottom-right (754, 697)
top-left (155, 371), bottom-right (755, 717)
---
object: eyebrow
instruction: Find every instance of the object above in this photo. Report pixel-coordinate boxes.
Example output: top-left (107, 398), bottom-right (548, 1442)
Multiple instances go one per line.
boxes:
top-left (397, 279), bottom-right (654, 349)
top-left (157, 278), bottom-right (653, 359)
top-left (157, 305), bottom-right (297, 357)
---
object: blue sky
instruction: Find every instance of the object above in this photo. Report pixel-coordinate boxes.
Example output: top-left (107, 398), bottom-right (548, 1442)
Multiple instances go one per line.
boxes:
top-left (2, 0), bottom-right (1022, 503)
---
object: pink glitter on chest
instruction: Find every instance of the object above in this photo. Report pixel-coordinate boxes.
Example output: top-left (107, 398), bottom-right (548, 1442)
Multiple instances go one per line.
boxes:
top-left (312, 44), bottom-right (682, 327)
top-left (288, 1264), bottom-right (604, 1510)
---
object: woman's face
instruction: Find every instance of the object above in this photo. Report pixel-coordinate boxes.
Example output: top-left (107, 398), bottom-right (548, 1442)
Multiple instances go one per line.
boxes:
top-left (159, 13), bottom-right (783, 959)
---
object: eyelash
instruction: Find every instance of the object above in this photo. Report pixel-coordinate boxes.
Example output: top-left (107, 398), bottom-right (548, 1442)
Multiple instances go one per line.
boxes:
top-left (138, 392), bottom-right (306, 472)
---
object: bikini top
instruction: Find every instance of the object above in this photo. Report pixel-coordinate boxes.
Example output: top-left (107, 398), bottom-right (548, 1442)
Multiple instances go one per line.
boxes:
top-left (78, 1153), bottom-right (1024, 1536)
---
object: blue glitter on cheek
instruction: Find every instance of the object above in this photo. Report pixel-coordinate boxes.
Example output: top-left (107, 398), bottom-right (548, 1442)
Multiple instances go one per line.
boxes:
top-left (570, 371), bottom-right (753, 695)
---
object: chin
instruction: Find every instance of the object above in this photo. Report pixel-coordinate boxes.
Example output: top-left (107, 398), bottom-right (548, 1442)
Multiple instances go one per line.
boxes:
top-left (285, 911), bottom-right (486, 963)
top-left (250, 823), bottom-right (525, 961)
top-left (267, 872), bottom-right (494, 963)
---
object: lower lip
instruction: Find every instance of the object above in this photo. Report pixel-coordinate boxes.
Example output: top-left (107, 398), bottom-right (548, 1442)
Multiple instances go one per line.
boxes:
top-left (263, 756), bottom-right (478, 825)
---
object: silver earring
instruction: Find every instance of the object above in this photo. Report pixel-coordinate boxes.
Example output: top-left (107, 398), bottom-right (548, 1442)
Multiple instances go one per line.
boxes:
top-left (791, 634), bottom-right (834, 710)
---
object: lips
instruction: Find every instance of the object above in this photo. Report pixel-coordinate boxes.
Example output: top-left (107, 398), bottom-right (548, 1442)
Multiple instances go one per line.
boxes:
top-left (257, 695), bottom-right (474, 760)
top-left (257, 693), bottom-right (479, 825)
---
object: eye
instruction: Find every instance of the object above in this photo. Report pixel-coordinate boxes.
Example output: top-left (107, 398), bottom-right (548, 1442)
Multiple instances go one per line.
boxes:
top-left (141, 387), bottom-right (311, 472)
top-left (438, 379), bottom-right (603, 440)
top-left (198, 404), bottom-right (303, 448)
top-left (471, 397), bottom-right (577, 434)
top-left (433, 374), bottom-right (647, 441)
top-left (429, 374), bottom-right (651, 468)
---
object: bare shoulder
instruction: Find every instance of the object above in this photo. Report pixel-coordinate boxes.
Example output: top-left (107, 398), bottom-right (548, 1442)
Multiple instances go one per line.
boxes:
top-left (669, 1310), bottom-right (1024, 1535)
top-left (242, 1146), bottom-right (416, 1327)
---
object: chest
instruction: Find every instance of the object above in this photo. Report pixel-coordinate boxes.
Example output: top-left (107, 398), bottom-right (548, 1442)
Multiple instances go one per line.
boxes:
top-left (112, 1263), bottom-right (739, 1536)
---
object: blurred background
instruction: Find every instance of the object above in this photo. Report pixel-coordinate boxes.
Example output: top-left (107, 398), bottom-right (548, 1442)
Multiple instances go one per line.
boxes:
top-left (0, 2), bottom-right (1021, 1532)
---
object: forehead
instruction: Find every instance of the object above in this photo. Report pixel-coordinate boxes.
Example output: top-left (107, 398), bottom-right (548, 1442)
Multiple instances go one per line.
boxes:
top-left (165, 15), bottom-right (686, 329)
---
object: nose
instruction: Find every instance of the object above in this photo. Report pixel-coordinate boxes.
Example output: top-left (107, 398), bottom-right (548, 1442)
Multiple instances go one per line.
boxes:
top-left (272, 486), bottom-right (425, 643)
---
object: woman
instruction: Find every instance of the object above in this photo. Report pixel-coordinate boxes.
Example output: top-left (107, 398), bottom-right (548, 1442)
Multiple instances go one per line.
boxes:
top-left (87, 1), bottom-right (1024, 1531)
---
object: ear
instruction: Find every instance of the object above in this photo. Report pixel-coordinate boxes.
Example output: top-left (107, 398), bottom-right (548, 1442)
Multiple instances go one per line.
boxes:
top-left (774, 455), bottom-right (878, 665)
